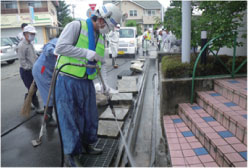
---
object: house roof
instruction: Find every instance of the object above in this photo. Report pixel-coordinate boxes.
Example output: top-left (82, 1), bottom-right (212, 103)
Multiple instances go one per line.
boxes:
top-left (132, 1), bottom-right (161, 9)
top-left (103, 0), bottom-right (162, 10)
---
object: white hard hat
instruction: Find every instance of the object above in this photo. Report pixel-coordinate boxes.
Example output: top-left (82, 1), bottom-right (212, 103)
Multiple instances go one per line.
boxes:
top-left (116, 24), bottom-right (120, 28)
top-left (23, 25), bottom-right (37, 33)
top-left (97, 3), bottom-right (122, 31)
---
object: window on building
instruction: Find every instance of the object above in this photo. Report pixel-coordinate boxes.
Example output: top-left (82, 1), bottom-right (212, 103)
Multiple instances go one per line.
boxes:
top-left (3, 1), bottom-right (17, 9)
top-left (28, 1), bottom-right (42, 8)
top-left (133, 10), bottom-right (137, 16)
top-left (129, 10), bottom-right (137, 17)
top-left (146, 10), bottom-right (156, 16)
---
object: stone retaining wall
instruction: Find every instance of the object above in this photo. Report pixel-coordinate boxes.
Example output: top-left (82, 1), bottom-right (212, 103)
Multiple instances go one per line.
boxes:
top-left (159, 66), bottom-right (215, 115)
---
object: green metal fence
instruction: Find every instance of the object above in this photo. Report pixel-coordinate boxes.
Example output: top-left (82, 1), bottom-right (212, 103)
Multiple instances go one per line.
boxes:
top-left (190, 32), bottom-right (247, 104)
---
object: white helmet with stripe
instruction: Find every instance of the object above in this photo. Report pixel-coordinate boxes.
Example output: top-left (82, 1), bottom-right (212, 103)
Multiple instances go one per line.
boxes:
top-left (97, 3), bottom-right (122, 31)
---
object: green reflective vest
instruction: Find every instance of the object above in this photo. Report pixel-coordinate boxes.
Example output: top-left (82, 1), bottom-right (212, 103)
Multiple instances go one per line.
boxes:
top-left (56, 20), bottom-right (105, 80)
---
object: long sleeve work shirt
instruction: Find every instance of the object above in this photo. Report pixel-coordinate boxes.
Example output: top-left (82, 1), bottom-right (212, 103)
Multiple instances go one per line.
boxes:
top-left (17, 39), bottom-right (37, 70)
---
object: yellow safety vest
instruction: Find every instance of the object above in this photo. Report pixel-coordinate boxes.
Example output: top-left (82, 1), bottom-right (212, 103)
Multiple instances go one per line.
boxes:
top-left (56, 20), bottom-right (105, 80)
top-left (147, 32), bottom-right (151, 40)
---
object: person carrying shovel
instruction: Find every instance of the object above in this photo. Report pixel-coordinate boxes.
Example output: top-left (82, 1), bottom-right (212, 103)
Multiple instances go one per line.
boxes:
top-left (54, 3), bottom-right (122, 166)
top-left (32, 38), bottom-right (58, 127)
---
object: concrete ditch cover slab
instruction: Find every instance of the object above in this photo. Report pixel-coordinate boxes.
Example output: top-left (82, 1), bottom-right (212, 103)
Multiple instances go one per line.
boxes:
top-left (117, 77), bottom-right (138, 93)
top-left (130, 62), bottom-right (144, 73)
top-left (111, 93), bottom-right (133, 104)
top-left (99, 106), bottom-right (130, 120)
top-left (98, 120), bottom-right (124, 138)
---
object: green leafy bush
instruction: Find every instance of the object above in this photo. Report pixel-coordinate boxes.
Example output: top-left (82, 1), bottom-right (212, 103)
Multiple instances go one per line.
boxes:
top-left (161, 55), bottom-right (247, 78)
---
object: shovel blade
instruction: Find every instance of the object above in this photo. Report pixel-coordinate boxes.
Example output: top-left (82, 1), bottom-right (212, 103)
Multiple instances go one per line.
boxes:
top-left (31, 139), bottom-right (41, 147)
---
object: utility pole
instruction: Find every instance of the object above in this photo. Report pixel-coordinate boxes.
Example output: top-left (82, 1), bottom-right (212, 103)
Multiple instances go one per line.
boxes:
top-left (182, 1), bottom-right (191, 63)
top-left (71, 4), bottom-right (76, 18)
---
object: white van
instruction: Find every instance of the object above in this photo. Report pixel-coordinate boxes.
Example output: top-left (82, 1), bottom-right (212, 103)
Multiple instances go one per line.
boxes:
top-left (109, 27), bottom-right (137, 58)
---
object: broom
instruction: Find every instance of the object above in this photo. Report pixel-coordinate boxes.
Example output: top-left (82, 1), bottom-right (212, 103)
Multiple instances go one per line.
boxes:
top-left (21, 80), bottom-right (37, 117)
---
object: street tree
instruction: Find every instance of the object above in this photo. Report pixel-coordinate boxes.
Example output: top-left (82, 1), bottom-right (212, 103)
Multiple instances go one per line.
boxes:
top-left (163, 1), bottom-right (247, 54)
top-left (57, 0), bottom-right (74, 28)
top-left (125, 20), bottom-right (142, 35)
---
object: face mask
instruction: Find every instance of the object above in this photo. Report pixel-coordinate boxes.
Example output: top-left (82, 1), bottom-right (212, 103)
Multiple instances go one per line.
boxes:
top-left (28, 34), bottom-right (35, 42)
top-left (99, 25), bottom-right (110, 34)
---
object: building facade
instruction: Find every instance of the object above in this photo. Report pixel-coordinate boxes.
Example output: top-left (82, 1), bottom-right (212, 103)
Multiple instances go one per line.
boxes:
top-left (1, 0), bottom-right (59, 44)
top-left (103, 0), bottom-right (162, 31)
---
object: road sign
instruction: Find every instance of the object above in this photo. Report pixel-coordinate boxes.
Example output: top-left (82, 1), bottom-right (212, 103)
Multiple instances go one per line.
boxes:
top-left (89, 4), bottom-right (96, 11)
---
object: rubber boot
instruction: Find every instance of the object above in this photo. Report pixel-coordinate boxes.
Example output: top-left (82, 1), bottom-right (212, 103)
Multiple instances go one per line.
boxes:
top-left (82, 143), bottom-right (103, 155)
top-left (45, 106), bottom-right (57, 127)
top-left (32, 95), bottom-right (44, 114)
top-left (112, 58), bottom-right (115, 66)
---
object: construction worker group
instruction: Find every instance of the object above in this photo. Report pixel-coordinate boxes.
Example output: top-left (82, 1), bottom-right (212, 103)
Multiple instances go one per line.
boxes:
top-left (17, 3), bottom-right (122, 166)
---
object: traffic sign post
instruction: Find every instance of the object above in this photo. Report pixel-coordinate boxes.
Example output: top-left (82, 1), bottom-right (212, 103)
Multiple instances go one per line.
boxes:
top-left (89, 4), bottom-right (96, 11)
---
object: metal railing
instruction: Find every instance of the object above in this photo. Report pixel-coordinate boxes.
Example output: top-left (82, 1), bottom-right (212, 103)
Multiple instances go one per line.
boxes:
top-left (190, 31), bottom-right (247, 104)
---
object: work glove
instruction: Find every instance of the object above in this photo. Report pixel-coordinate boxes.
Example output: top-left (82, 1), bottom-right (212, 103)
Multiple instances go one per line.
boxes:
top-left (101, 84), bottom-right (118, 97)
top-left (86, 50), bottom-right (103, 62)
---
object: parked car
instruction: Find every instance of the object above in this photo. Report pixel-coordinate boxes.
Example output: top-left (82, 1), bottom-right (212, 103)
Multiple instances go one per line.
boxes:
top-left (108, 27), bottom-right (138, 58)
top-left (1, 37), bottom-right (18, 64)
top-left (118, 27), bottom-right (138, 58)
top-left (9, 36), bottom-right (20, 45)
top-left (33, 43), bottom-right (44, 56)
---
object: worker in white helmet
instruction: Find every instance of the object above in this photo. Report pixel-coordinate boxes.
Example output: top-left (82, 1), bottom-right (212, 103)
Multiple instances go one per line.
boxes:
top-left (17, 25), bottom-right (43, 114)
top-left (54, 3), bottom-right (122, 166)
top-left (108, 24), bottom-right (120, 68)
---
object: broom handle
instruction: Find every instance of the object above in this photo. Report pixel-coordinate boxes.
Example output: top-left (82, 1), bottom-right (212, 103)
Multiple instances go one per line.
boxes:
top-left (38, 68), bottom-right (57, 140)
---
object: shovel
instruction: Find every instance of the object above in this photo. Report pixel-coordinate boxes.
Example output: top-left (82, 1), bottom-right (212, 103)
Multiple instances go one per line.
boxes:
top-left (31, 68), bottom-right (57, 147)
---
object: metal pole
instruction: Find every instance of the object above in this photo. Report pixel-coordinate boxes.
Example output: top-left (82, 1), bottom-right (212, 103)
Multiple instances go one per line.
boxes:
top-left (182, 1), bottom-right (191, 63)
top-left (200, 31), bottom-right (207, 65)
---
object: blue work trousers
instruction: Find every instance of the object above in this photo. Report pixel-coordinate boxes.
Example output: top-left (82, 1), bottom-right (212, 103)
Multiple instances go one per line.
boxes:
top-left (55, 74), bottom-right (98, 155)
top-left (20, 67), bottom-right (37, 98)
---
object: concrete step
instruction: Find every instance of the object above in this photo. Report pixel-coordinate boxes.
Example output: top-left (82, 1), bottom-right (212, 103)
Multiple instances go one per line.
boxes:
top-left (214, 78), bottom-right (247, 109)
top-left (178, 103), bottom-right (247, 167)
top-left (163, 115), bottom-right (218, 167)
top-left (197, 91), bottom-right (247, 144)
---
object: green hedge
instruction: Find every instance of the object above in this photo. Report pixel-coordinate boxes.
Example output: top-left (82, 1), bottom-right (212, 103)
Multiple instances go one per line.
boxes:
top-left (161, 55), bottom-right (247, 78)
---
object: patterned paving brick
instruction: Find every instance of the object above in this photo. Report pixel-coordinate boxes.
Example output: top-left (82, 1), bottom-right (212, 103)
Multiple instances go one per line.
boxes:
top-left (203, 162), bottom-right (219, 167)
top-left (231, 143), bottom-right (247, 152)
top-left (182, 131), bottom-right (194, 137)
top-left (170, 150), bottom-right (183, 158)
top-left (218, 145), bottom-right (236, 154)
top-left (181, 143), bottom-right (192, 150)
top-left (163, 114), bottom-right (218, 167)
top-left (185, 156), bottom-right (201, 164)
top-left (239, 152), bottom-right (247, 161)
top-left (202, 116), bottom-right (216, 122)
top-left (224, 102), bottom-right (238, 107)
top-left (226, 152), bottom-right (245, 162)
top-left (191, 106), bottom-right (202, 110)
top-left (242, 114), bottom-right (247, 119)
top-left (225, 137), bottom-right (241, 145)
top-left (172, 118), bottom-right (183, 123)
top-left (178, 102), bottom-right (247, 167)
top-left (218, 131), bottom-right (234, 138)
top-left (193, 147), bottom-right (208, 156)
top-left (171, 157), bottom-right (186, 166)
top-left (228, 80), bottom-right (240, 84)
top-left (198, 154), bottom-right (214, 163)
top-left (189, 142), bottom-right (202, 148)
top-left (182, 149), bottom-right (195, 157)
top-left (210, 93), bottom-right (221, 97)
